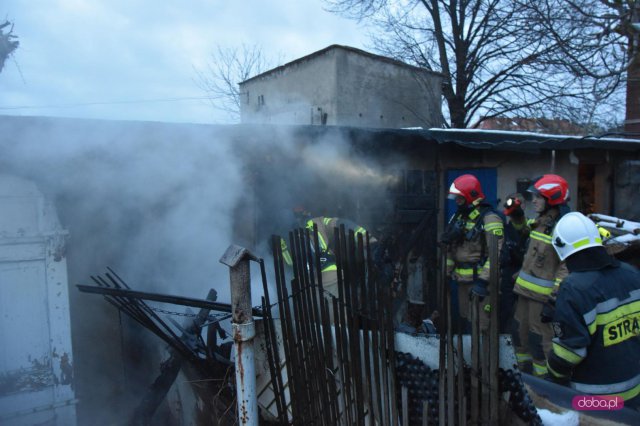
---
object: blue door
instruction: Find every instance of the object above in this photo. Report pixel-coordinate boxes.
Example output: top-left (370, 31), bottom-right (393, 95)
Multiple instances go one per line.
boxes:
top-left (445, 168), bottom-right (497, 222)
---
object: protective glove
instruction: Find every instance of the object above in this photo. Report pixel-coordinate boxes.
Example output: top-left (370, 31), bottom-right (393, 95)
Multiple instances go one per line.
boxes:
top-left (470, 278), bottom-right (489, 298)
top-left (540, 299), bottom-right (556, 323)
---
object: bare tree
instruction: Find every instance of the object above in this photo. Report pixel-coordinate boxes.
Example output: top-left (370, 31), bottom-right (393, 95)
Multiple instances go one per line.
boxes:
top-left (0, 20), bottom-right (19, 74)
top-left (324, 0), bottom-right (635, 129)
top-left (195, 44), bottom-right (279, 122)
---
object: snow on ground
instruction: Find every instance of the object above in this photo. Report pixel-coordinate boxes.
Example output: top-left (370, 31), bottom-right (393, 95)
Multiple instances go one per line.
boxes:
top-left (538, 408), bottom-right (580, 426)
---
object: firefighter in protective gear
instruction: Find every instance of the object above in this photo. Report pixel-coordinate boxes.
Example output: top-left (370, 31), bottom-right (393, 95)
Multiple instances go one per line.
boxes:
top-left (443, 174), bottom-right (504, 330)
top-left (281, 214), bottom-right (370, 298)
top-left (513, 174), bottom-right (570, 377)
top-left (500, 193), bottom-right (531, 333)
top-left (547, 212), bottom-right (640, 409)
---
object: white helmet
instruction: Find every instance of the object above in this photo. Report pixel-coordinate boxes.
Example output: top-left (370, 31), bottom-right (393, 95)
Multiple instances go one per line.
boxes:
top-left (552, 212), bottom-right (602, 261)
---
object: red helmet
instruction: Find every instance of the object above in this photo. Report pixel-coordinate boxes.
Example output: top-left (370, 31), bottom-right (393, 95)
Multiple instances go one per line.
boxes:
top-left (528, 174), bottom-right (569, 206)
top-left (503, 194), bottom-right (524, 216)
top-left (448, 174), bottom-right (485, 205)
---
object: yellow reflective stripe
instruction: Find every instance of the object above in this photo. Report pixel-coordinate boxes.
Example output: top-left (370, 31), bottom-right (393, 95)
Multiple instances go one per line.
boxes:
top-left (573, 237), bottom-right (602, 249)
top-left (616, 382), bottom-right (640, 401)
top-left (323, 217), bottom-right (332, 225)
top-left (317, 232), bottom-right (328, 251)
top-left (469, 209), bottom-right (480, 220)
top-left (454, 267), bottom-right (475, 277)
top-left (532, 362), bottom-right (548, 376)
top-left (531, 231), bottom-right (552, 244)
top-left (572, 374), bottom-right (640, 399)
top-left (484, 222), bottom-right (503, 231)
top-left (485, 222), bottom-right (504, 236)
top-left (554, 277), bottom-right (563, 285)
top-left (552, 342), bottom-right (585, 365)
top-left (516, 353), bottom-right (532, 363)
top-left (446, 259), bottom-right (455, 267)
top-left (515, 275), bottom-right (554, 296)
top-left (587, 300), bottom-right (640, 335)
top-left (322, 264), bottom-right (337, 272)
top-left (603, 312), bottom-right (640, 347)
top-left (280, 239), bottom-right (293, 265)
top-left (465, 222), bottom-right (475, 230)
top-left (355, 226), bottom-right (366, 235)
top-left (597, 225), bottom-right (611, 239)
top-left (547, 362), bottom-right (568, 379)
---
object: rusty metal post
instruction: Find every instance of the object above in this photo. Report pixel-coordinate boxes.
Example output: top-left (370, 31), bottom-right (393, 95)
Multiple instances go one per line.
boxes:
top-left (220, 245), bottom-right (258, 426)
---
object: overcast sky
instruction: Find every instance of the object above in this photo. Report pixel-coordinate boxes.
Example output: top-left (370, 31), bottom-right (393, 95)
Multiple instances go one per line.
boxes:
top-left (1, 0), bottom-right (369, 124)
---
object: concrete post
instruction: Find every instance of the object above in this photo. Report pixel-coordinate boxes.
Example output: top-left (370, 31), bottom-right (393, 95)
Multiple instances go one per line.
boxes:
top-left (220, 245), bottom-right (258, 426)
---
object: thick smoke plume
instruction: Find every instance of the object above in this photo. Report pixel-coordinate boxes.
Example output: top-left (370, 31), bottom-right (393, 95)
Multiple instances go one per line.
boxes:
top-left (0, 116), bottom-right (407, 424)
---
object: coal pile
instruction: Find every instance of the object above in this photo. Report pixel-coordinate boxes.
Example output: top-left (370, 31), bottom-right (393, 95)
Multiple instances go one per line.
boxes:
top-left (499, 368), bottom-right (541, 424)
top-left (395, 351), bottom-right (448, 424)
top-left (395, 351), bottom-right (542, 425)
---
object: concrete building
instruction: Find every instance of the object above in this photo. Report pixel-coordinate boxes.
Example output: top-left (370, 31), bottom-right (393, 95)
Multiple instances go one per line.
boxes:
top-left (239, 45), bottom-right (444, 129)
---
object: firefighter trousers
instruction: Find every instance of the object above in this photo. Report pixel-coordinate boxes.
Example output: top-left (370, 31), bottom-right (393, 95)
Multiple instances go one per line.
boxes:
top-left (513, 296), bottom-right (553, 376)
top-left (456, 281), bottom-right (490, 332)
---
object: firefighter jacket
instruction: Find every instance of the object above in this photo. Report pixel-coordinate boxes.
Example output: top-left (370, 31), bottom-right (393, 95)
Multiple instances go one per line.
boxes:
top-left (547, 257), bottom-right (640, 405)
top-left (281, 217), bottom-right (368, 273)
top-left (445, 205), bottom-right (504, 283)
top-left (502, 218), bottom-right (531, 270)
top-left (513, 207), bottom-right (568, 303)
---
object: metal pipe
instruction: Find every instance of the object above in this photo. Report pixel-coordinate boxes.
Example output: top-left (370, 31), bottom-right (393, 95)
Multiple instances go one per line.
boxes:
top-left (220, 245), bottom-right (259, 426)
top-left (77, 284), bottom-right (261, 316)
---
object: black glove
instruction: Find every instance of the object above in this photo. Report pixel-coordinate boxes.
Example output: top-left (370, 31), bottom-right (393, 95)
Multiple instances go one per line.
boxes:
top-left (471, 279), bottom-right (489, 298)
top-left (540, 299), bottom-right (556, 323)
top-left (441, 220), bottom-right (464, 244)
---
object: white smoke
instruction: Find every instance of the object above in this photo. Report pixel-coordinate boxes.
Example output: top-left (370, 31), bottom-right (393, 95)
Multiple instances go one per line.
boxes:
top-left (0, 117), bottom-right (242, 300)
top-left (0, 116), bottom-right (409, 425)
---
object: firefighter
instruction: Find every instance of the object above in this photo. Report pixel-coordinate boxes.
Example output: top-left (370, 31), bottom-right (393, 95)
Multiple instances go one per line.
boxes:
top-left (512, 174), bottom-right (570, 377)
top-left (443, 174), bottom-right (504, 331)
top-left (547, 212), bottom-right (640, 409)
top-left (281, 209), bottom-right (370, 298)
top-left (500, 194), bottom-right (531, 332)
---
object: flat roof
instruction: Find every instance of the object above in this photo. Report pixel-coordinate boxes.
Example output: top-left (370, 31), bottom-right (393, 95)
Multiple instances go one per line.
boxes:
top-left (425, 128), bottom-right (640, 152)
top-left (2, 115), bottom-right (639, 153)
top-left (240, 44), bottom-right (443, 85)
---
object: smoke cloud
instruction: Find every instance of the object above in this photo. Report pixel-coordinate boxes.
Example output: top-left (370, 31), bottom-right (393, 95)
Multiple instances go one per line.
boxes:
top-left (0, 115), bottom-right (408, 424)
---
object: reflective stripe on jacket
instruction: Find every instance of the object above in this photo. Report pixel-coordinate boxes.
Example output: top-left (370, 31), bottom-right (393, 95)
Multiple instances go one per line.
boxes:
top-left (547, 260), bottom-right (640, 405)
top-left (513, 207), bottom-right (568, 302)
top-left (281, 217), bottom-right (368, 273)
top-left (446, 206), bottom-right (504, 283)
